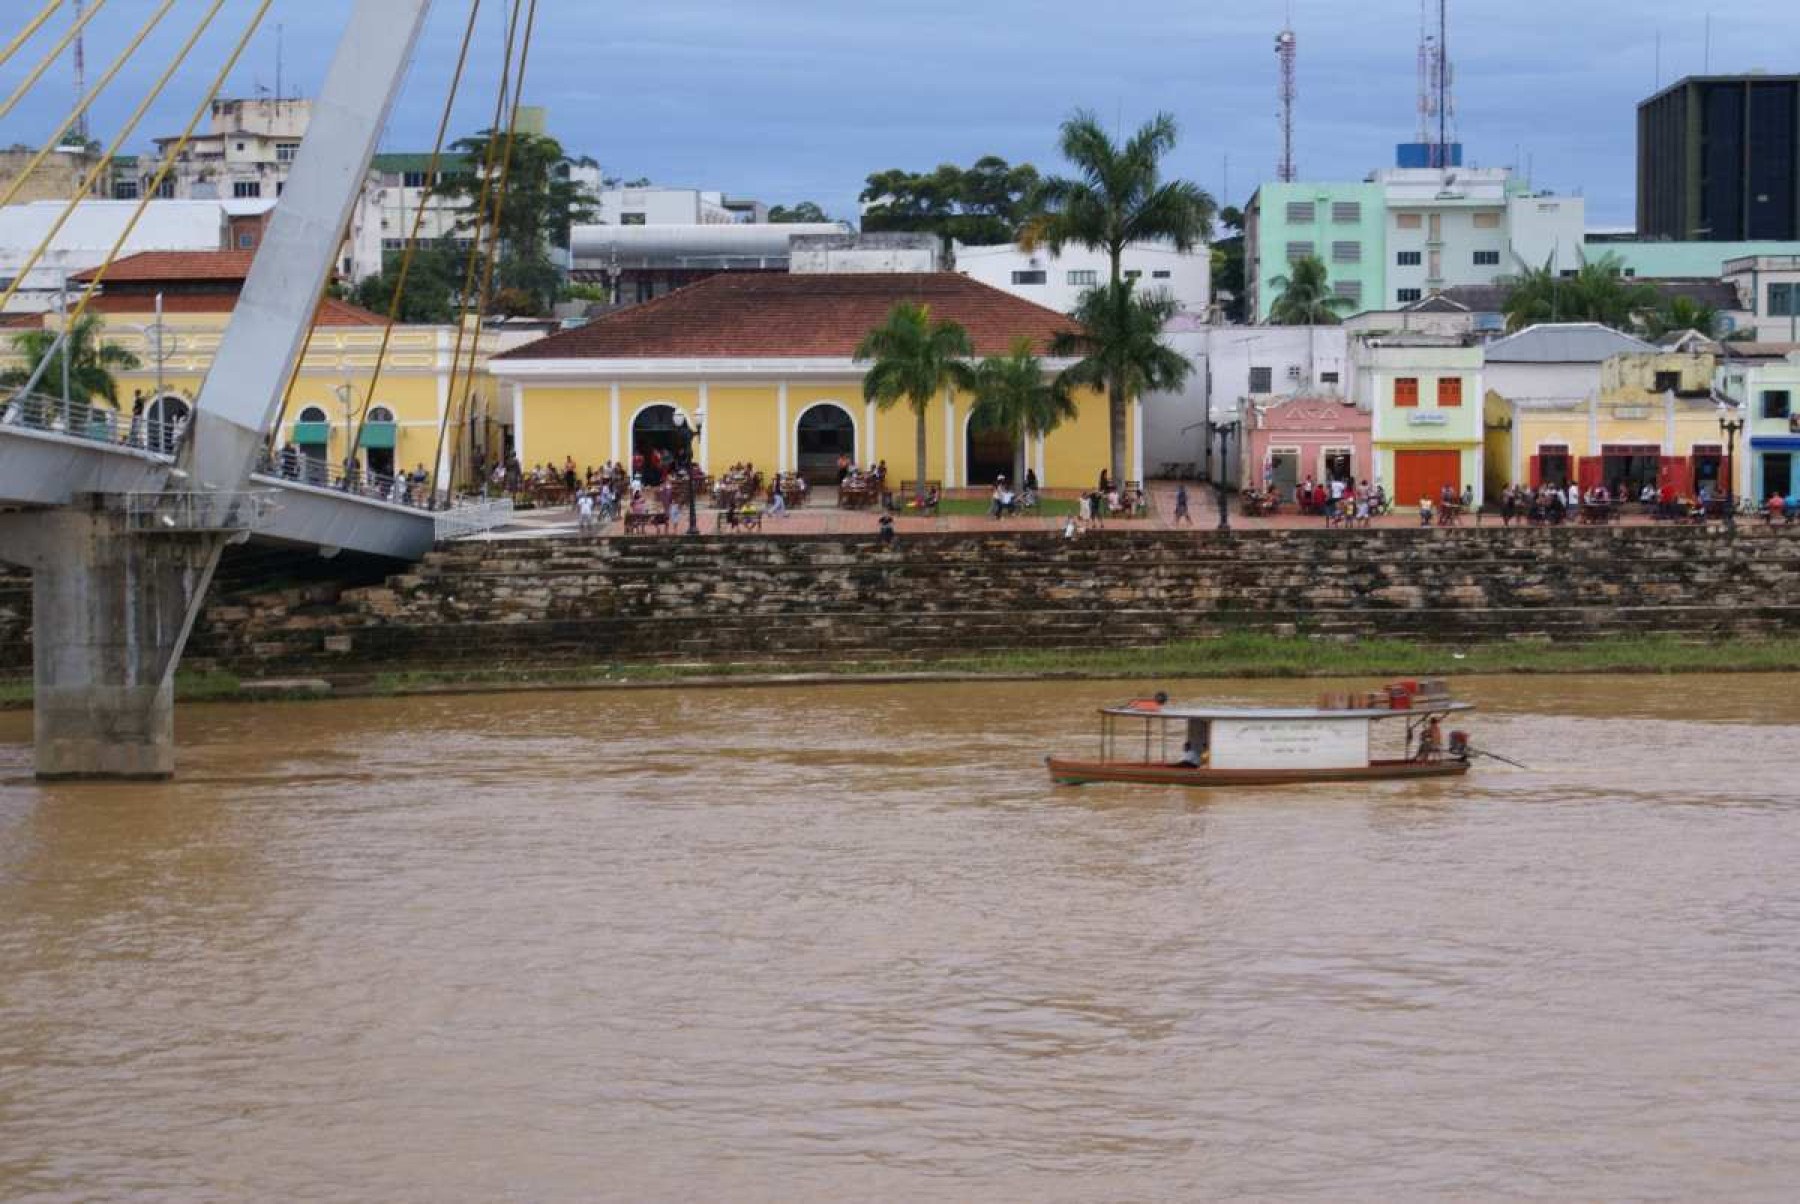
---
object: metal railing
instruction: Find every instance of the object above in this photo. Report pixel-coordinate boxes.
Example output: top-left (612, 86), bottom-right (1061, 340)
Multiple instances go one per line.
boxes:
top-left (434, 497), bottom-right (515, 541)
top-left (0, 391), bottom-right (188, 455)
top-left (122, 490), bottom-right (280, 534)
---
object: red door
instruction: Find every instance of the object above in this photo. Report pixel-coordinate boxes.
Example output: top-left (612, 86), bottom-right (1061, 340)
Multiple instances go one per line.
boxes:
top-left (1394, 450), bottom-right (1461, 505)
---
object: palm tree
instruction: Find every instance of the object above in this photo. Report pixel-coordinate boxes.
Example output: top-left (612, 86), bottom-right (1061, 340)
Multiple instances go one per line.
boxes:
top-left (0, 314), bottom-right (141, 424)
top-left (1020, 109), bottom-right (1214, 482)
top-left (970, 338), bottom-right (1079, 485)
top-left (1052, 282), bottom-right (1192, 482)
top-left (1500, 251), bottom-right (1660, 333)
top-left (1642, 295), bottom-right (1722, 341)
top-left (855, 302), bottom-right (975, 504)
top-left (1266, 255), bottom-right (1353, 325)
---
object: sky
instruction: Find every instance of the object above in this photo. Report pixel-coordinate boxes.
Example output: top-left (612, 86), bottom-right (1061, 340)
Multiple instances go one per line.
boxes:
top-left (5, 0), bottom-right (1797, 228)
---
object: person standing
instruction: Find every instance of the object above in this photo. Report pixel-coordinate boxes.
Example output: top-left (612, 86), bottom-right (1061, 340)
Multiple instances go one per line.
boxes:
top-left (1173, 482), bottom-right (1192, 525)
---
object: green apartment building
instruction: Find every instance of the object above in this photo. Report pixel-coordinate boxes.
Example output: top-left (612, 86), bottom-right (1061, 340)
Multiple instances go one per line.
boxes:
top-left (1246, 182), bottom-right (1386, 322)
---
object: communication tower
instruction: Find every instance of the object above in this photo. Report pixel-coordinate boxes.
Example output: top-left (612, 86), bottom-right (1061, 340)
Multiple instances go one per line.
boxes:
top-left (1415, 0), bottom-right (1456, 168)
top-left (72, 0), bottom-right (90, 144)
top-left (1275, 22), bottom-right (1298, 183)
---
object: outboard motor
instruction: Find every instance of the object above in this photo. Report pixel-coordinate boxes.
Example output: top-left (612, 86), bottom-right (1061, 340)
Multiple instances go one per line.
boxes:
top-left (1448, 730), bottom-right (1471, 761)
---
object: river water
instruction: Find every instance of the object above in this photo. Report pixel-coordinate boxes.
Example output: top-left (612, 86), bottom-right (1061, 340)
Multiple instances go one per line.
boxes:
top-left (1, 676), bottom-right (1797, 1201)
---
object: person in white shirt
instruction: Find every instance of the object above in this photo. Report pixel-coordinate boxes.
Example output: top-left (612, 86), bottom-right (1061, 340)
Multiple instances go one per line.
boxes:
top-left (576, 490), bottom-right (596, 535)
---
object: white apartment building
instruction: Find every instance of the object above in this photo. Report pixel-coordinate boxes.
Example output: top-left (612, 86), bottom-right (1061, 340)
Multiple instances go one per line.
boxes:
top-left (135, 98), bottom-right (310, 202)
top-left (596, 187), bottom-right (766, 226)
top-left (1376, 167), bottom-right (1585, 305)
top-left (0, 200), bottom-right (232, 311)
top-left (1722, 255), bottom-right (1800, 343)
top-left (954, 241), bottom-right (1211, 315)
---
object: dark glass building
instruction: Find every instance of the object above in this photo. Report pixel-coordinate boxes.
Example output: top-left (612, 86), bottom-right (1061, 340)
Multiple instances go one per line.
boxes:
top-left (1638, 75), bottom-right (1800, 241)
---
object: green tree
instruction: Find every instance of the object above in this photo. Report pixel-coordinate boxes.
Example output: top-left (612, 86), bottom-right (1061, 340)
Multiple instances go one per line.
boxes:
top-left (1211, 204), bottom-right (1247, 323)
top-left (768, 201), bottom-right (831, 223)
top-left (1267, 255), bottom-right (1354, 325)
top-left (1051, 281), bottom-right (1192, 482)
top-left (1642, 294), bottom-right (1721, 340)
top-left (1500, 251), bottom-right (1659, 333)
top-left (0, 314), bottom-right (140, 419)
top-left (352, 242), bottom-right (465, 324)
top-left (970, 337), bottom-right (1079, 485)
top-left (1020, 109), bottom-right (1213, 481)
top-left (436, 128), bottom-right (599, 316)
top-left (860, 156), bottom-right (1042, 245)
top-left (855, 302), bottom-right (976, 504)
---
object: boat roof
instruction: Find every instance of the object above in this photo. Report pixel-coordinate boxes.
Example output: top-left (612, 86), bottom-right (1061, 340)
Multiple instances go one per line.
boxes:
top-left (1101, 702), bottom-right (1476, 721)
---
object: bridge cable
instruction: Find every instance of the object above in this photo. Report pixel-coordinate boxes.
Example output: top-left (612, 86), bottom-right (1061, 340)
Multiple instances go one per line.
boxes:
top-left (445, 0), bottom-right (538, 499)
top-left (345, 0), bottom-right (486, 471)
top-left (428, 0), bottom-right (528, 502)
top-left (0, 0), bottom-right (107, 123)
top-left (0, 0), bottom-right (233, 317)
top-left (63, 0), bottom-right (276, 336)
top-left (0, 0), bottom-right (180, 214)
top-left (0, 1), bottom-right (68, 75)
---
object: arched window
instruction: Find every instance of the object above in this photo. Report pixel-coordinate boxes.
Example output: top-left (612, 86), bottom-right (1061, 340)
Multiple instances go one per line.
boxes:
top-left (297, 405), bottom-right (329, 425)
top-left (964, 409), bottom-right (1015, 487)
top-left (367, 405), bottom-right (396, 424)
top-left (794, 402), bottom-right (856, 484)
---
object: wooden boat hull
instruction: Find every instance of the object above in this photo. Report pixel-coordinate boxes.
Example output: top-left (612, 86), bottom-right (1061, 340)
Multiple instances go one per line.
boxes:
top-left (1046, 757), bottom-right (1471, 788)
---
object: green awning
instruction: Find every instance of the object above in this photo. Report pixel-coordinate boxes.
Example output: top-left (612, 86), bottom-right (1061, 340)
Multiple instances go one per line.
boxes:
top-left (292, 420), bottom-right (330, 445)
top-left (359, 422), bottom-right (397, 450)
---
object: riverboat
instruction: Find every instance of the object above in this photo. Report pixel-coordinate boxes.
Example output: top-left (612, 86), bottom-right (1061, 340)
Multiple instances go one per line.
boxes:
top-left (1047, 681), bottom-right (1476, 788)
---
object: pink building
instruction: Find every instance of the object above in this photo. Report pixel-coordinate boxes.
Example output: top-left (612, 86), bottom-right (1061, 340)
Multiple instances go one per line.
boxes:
top-left (1244, 396), bottom-right (1374, 501)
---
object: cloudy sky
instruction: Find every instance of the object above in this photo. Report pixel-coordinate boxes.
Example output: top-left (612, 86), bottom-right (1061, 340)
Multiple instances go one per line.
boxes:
top-left (6, 0), bottom-right (1796, 226)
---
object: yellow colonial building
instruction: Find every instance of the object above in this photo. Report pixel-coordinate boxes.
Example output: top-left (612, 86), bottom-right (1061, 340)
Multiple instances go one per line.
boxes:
top-left (1483, 327), bottom-right (1735, 497)
top-left (1, 251), bottom-right (507, 484)
top-left (486, 273), bottom-right (1131, 488)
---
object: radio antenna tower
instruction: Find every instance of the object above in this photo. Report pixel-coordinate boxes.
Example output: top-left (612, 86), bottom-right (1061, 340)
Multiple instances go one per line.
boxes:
top-left (1416, 0), bottom-right (1455, 168)
top-left (71, 0), bottom-right (90, 143)
top-left (1275, 15), bottom-right (1298, 183)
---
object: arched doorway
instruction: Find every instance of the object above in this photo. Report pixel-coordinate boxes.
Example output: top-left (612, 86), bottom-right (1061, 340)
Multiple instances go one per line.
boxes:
top-left (964, 415), bottom-right (1016, 487)
top-left (795, 402), bottom-right (856, 484)
top-left (362, 404), bottom-right (397, 478)
top-left (145, 394), bottom-right (190, 455)
top-left (631, 403), bottom-right (686, 484)
top-left (295, 404), bottom-right (330, 483)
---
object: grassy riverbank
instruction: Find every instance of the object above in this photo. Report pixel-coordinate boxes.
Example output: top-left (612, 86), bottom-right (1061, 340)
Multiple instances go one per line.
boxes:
top-left (6, 634), bottom-right (1798, 710)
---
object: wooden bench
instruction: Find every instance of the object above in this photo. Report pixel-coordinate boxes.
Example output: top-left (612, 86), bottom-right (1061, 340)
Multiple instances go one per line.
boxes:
top-left (623, 510), bottom-right (670, 534)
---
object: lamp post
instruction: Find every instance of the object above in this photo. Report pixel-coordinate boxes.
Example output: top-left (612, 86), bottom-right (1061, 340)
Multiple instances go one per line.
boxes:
top-left (670, 408), bottom-right (704, 535)
top-left (1208, 414), bottom-right (1241, 531)
top-left (1717, 404), bottom-right (1743, 532)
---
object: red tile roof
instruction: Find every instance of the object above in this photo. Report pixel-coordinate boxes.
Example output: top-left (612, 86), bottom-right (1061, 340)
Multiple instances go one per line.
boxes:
top-left (71, 250), bottom-right (257, 284)
top-left (0, 312), bottom-right (42, 329)
top-left (495, 272), bottom-right (1081, 361)
top-left (83, 292), bottom-right (389, 326)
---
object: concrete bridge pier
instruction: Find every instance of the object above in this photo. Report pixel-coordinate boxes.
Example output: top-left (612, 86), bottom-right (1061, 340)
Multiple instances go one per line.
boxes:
top-left (0, 500), bottom-right (219, 780)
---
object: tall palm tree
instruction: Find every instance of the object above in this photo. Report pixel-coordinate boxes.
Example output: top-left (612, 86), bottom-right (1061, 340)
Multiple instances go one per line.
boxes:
top-left (0, 314), bottom-right (141, 411)
top-left (1020, 109), bottom-right (1214, 482)
top-left (855, 302), bottom-right (975, 504)
top-left (1266, 255), bottom-right (1353, 325)
top-left (1501, 251), bottom-right (1660, 333)
top-left (970, 338), bottom-right (1078, 486)
top-left (1052, 282), bottom-right (1192, 483)
top-left (1643, 295), bottom-right (1721, 341)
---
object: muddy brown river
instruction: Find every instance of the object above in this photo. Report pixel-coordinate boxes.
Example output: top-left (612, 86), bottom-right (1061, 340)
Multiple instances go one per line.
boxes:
top-left (2, 676), bottom-right (1798, 1201)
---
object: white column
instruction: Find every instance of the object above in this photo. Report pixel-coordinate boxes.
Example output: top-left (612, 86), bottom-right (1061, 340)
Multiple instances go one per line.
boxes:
top-left (1663, 392), bottom-right (1676, 455)
top-left (609, 382), bottom-right (621, 462)
top-left (777, 381), bottom-right (790, 473)
top-left (943, 387), bottom-right (957, 486)
top-left (510, 383), bottom-right (524, 466)
top-left (1035, 434), bottom-right (1046, 486)
top-left (1510, 401), bottom-right (1523, 487)
top-left (1132, 400), bottom-right (1145, 483)
top-left (865, 399), bottom-right (877, 466)
top-left (698, 380), bottom-right (711, 471)
top-left (1588, 392), bottom-right (1599, 458)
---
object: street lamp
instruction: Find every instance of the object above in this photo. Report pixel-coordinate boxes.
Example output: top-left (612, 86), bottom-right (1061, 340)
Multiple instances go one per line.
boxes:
top-left (1717, 403), bottom-right (1743, 532)
top-left (1207, 414), bottom-right (1241, 531)
top-left (670, 407), bottom-right (705, 535)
